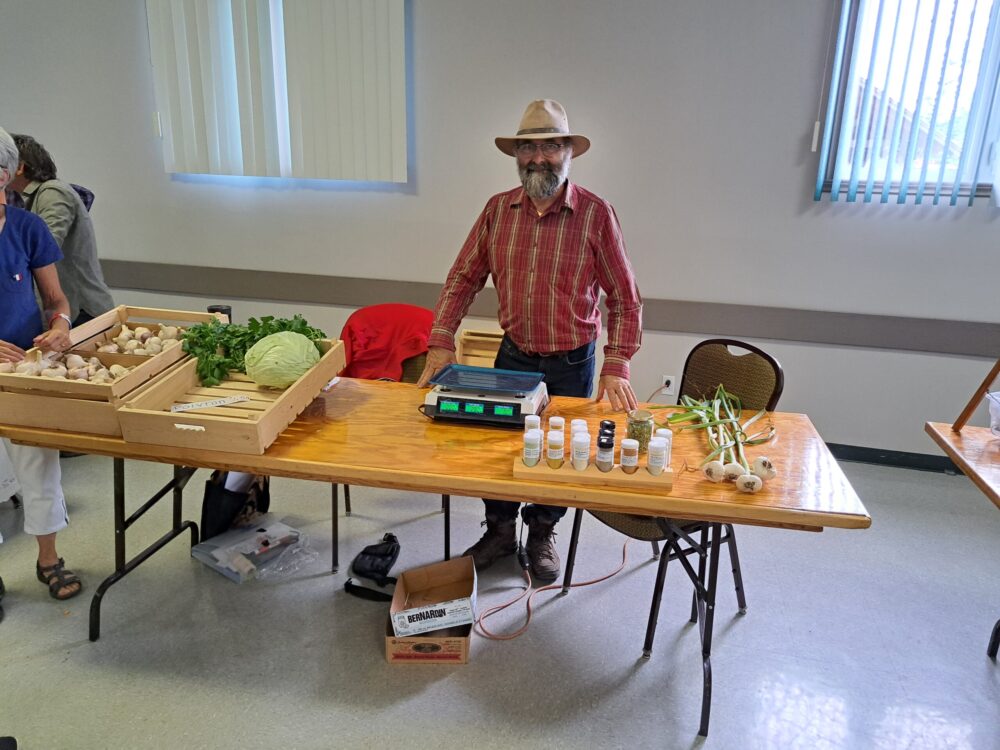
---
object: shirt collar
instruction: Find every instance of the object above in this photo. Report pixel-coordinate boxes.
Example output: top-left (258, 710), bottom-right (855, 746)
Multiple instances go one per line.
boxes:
top-left (21, 180), bottom-right (43, 199)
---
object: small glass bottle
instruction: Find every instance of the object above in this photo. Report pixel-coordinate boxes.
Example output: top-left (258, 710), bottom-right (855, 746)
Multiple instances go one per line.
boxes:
top-left (620, 438), bottom-right (640, 474)
top-left (626, 409), bottom-right (654, 453)
top-left (546, 430), bottom-right (565, 469)
top-left (524, 414), bottom-right (542, 432)
top-left (549, 416), bottom-right (565, 434)
top-left (522, 429), bottom-right (542, 467)
top-left (570, 418), bottom-right (589, 435)
top-left (647, 437), bottom-right (667, 476)
top-left (654, 427), bottom-right (673, 467)
top-left (596, 435), bottom-right (615, 472)
top-left (571, 432), bottom-right (591, 471)
top-left (600, 419), bottom-right (616, 434)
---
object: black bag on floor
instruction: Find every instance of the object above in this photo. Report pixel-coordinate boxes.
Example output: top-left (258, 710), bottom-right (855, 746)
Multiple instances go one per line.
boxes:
top-left (200, 471), bottom-right (271, 541)
top-left (344, 533), bottom-right (400, 601)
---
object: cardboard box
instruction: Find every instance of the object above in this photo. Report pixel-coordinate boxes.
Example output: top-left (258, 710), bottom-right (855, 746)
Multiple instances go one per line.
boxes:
top-left (385, 556), bottom-right (477, 664)
top-left (385, 621), bottom-right (472, 664)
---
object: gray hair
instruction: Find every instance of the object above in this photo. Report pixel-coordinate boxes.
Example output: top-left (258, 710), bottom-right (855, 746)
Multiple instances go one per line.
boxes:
top-left (0, 127), bottom-right (18, 187)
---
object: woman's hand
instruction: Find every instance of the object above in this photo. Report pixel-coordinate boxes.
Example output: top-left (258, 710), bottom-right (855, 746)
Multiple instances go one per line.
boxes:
top-left (0, 339), bottom-right (26, 363)
top-left (33, 326), bottom-right (72, 353)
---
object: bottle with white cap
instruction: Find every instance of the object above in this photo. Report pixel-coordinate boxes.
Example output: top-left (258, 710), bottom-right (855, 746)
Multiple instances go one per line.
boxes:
top-left (647, 437), bottom-right (667, 476)
top-left (571, 432), bottom-right (591, 471)
top-left (524, 414), bottom-right (542, 432)
top-left (570, 418), bottom-right (588, 435)
top-left (546, 430), bottom-right (565, 469)
top-left (522, 428), bottom-right (542, 467)
top-left (654, 427), bottom-right (673, 467)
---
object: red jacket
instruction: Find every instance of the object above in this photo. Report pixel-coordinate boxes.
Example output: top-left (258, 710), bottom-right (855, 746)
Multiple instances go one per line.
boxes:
top-left (339, 304), bottom-right (433, 381)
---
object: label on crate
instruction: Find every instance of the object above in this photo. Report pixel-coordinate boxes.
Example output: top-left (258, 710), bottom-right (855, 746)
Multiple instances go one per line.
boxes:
top-left (170, 395), bottom-right (250, 412)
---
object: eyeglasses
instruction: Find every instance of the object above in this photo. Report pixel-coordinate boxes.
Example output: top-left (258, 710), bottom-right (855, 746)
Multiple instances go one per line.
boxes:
top-left (515, 141), bottom-right (566, 156)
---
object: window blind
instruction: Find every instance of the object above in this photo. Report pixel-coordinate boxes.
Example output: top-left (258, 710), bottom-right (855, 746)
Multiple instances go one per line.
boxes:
top-left (146, 0), bottom-right (406, 182)
top-left (815, 0), bottom-right (1000, 205)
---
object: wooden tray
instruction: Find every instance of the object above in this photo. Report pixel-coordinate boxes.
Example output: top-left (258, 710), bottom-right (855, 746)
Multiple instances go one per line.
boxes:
top-left (513, 458), bottom-right (673, 490)
top-left (0, 306), bottom-right (226, 436)
top-left (457, 329), bottom-right (503, 368)
top-left (117, 340), bottom-right (346, 454)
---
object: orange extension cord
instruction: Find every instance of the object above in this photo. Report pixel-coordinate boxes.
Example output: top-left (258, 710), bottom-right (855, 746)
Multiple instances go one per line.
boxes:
top-left (474, 539), bottom-right (630, 641)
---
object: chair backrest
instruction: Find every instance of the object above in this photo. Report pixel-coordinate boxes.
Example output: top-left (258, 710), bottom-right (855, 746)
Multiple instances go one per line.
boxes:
top-left (678, 339), bottom-right (784, 411)
top-left (339, 303), bottom-right (434, 381)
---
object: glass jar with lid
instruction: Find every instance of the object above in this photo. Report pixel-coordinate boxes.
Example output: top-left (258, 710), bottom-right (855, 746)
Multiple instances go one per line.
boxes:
top-left (626, 409), bottom-right (654, 453)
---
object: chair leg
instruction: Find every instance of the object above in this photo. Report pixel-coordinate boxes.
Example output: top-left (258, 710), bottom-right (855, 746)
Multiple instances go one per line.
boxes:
top-left (690, 526), bottom-right (708, 624)
top-left (642, 541), bottom-right (671, 658)
top-left (988, 616), bottom-right (1000, 660)
top-left (650, 540), bottom-right (660, 560)
top-left (344, 484), bottom-right (351, 515)
top-left (560, 508), bottom-right (585, 595)
top-left (724, 524), bottom-right (747, 614)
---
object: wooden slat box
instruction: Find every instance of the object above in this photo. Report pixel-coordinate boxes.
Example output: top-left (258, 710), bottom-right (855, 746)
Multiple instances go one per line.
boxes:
top-left (117, 340), bottom-right (346, 454)
top-left (0, 306), bottom-right (226, 436)
top-left (457, 329), bottom-right (503, 368)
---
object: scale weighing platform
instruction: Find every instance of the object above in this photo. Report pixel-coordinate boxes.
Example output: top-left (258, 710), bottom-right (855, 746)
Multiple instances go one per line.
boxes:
top-left (424, 364), bottom-right (548, 427)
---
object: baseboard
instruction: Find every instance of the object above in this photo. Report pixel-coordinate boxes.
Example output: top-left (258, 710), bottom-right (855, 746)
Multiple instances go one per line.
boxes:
top-left (827, 443), bottom-right (960, 474)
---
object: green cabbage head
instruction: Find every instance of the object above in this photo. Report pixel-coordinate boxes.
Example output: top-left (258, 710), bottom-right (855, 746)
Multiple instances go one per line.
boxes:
top-left (244, 331), bottom-right (321, 388)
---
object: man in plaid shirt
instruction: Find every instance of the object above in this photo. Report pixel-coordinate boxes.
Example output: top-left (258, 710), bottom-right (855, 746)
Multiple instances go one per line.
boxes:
top-left (417, 100), bottom-right (642, 582)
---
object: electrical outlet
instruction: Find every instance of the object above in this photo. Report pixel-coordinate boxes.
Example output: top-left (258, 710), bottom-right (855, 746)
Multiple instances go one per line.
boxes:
top-left (661, 374), bottom-right (676, 397)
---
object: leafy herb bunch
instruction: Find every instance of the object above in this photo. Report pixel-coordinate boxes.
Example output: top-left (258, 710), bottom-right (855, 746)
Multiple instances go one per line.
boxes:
top-left (182, 314), bottom-right (327, 386)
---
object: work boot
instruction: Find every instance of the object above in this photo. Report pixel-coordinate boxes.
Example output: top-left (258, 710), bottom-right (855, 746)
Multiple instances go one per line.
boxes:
top-left (463, 515), bottom-right (516, 570)
top-left (525, 516), bottom-right (560, 582)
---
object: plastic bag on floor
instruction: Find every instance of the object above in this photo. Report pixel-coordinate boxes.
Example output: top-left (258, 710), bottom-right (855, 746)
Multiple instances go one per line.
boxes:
top-left (192, 514), bottom-right (316, 582)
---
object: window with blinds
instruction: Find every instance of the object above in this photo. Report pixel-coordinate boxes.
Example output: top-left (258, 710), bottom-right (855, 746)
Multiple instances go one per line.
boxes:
top-left (814, 0), bottom-right (1000, 206)
top-left (145, 0), bottom-right (407, 182)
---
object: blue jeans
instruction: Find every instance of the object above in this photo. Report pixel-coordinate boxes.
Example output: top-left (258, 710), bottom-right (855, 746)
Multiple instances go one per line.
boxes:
top-left (483, 335), bottom-right (596, 524)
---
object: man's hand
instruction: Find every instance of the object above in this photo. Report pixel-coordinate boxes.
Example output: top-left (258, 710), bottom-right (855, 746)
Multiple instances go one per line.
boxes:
top-left (33, 326), bottom-right (72, 353)
top-left (0, 339), bottom-right (26, 364)
top-left (416, 346), bottom-right (458, 387)
top-left (597, 375), bottom-right (638, 412)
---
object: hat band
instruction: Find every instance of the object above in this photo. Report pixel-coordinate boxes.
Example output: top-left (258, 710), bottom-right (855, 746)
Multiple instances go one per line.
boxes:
top-left (516, 127), bottom-right (568, 136)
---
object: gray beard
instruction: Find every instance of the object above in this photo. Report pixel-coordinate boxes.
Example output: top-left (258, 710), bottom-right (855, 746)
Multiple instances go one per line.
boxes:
top-left (519, 161), bottom-right (569, 200)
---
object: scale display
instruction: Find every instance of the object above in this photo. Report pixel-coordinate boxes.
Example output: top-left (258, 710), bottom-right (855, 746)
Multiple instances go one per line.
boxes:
top-left (436, 397), bottom-right (521, 421)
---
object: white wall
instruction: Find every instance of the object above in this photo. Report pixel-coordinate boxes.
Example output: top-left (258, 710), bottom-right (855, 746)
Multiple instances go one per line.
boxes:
top-left (2, 0), bottom-right (995, 452)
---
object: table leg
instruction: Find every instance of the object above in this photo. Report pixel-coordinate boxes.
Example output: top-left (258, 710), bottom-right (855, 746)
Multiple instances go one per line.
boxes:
top-left (989, 617), bottom-right (1000, 660)
top-left (696, 523), bottom-right (722, 738)
top-left (443, 495), bottom-right (451, 560)
top-left (330, 484), bottom-right (340, 573)
top-left (89, 462), bottom-right (198, 642)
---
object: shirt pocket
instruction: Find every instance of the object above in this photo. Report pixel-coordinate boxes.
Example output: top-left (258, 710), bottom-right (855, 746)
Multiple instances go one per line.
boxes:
top-left (0, 259), bottom-right (31, 293)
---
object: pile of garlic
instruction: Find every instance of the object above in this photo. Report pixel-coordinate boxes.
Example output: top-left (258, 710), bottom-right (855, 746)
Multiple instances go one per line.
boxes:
top-left (0, 351), bottom-right (133, 383)
top-left (95, 323), bottom-right (183, 357)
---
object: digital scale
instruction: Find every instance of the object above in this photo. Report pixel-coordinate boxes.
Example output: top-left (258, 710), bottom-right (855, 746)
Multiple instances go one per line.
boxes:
top-left (423, 365), bottom-right (548, 427)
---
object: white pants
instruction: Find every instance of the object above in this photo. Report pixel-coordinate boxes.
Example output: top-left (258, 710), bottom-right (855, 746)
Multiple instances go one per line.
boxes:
top-left (1, 439), bottom-right (68, 540)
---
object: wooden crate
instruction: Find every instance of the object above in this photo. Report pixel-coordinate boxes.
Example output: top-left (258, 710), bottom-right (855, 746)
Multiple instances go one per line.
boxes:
top-left (456, 329), bottom-right (503, 368)
top-left (0, 305), bottom-right (226, 436)
top-left (117, 340), bottom-right (346, 454)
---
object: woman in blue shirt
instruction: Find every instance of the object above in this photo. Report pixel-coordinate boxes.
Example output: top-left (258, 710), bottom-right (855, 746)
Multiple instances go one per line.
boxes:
top-left (0, 126), bottom-right (82, 601)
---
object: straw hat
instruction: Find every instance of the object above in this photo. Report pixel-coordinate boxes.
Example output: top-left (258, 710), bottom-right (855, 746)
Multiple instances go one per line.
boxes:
top-left (495, 99), bottom-right (590, 157)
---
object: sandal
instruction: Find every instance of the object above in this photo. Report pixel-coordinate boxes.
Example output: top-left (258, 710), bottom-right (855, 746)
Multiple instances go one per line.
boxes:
top-left (36, 558), bottom-right (83, 601)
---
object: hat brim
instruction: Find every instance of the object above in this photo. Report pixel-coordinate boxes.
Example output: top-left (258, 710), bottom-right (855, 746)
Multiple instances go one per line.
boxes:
top-left (495, 133), bottom-right (590, 158)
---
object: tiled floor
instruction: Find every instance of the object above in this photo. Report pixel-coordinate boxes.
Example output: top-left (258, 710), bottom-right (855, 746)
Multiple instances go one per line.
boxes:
top-left (0, 456), bottom-right (997, 749)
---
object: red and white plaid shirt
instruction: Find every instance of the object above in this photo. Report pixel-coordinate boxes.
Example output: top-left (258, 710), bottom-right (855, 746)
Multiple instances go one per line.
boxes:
top-left (428, 182), bottom-right (642, 379)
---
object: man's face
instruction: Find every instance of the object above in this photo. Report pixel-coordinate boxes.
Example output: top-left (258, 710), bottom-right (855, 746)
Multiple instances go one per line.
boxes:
top-left (516, 138), bottom-right (572, 200)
